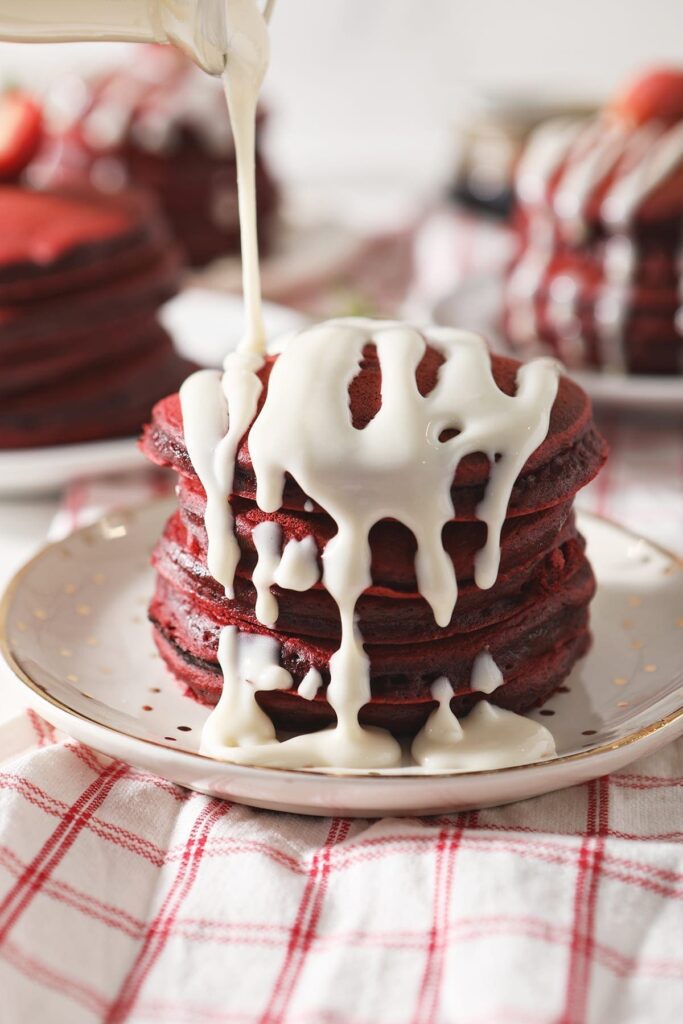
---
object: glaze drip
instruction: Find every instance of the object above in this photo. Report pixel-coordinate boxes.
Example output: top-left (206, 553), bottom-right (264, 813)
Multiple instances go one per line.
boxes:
top-left (251, 523), bottom-right (320, 627)
top-left (470, 650), bottom-right (504, 695)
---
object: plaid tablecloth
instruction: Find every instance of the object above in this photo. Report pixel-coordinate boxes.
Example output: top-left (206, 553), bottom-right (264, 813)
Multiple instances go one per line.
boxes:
top-left (0, 410), bottom-right (681, 1024)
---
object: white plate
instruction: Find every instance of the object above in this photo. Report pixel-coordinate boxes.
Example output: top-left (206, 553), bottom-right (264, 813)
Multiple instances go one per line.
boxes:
top-left (1, 499), bottom-right (682, 816)
top-left (160, 288), bottom-right (308, 367)
top-left (0, 292), bottom-right (308, 498)
top-left (0, 437), bottom-right (147, 499)
top-left (433, 276), bottom-right (683, 414)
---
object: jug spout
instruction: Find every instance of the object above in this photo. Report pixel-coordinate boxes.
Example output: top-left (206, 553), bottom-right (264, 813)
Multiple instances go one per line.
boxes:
top-left (163, 0), bottom-right (229, 75)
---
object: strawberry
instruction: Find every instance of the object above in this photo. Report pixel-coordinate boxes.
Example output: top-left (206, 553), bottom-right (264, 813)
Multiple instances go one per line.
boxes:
top-left (610, 68), bottom-right (683, 126)
top-left (0, 91), bottom-right (42, 181)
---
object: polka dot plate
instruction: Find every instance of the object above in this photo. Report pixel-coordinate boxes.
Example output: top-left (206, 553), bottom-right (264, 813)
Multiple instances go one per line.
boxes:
top-left (1, 499), bottom-right (682, 817)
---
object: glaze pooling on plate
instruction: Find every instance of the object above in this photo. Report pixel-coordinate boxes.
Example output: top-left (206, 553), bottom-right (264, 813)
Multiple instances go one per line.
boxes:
top-left (219, 0), bottom-right (271, 352)
top-left (181, 319), bottom-right (560, 770)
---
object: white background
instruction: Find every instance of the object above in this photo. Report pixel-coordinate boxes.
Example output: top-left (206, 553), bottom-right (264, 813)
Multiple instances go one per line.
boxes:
top-left (1, 0), bottom-right (683, 192)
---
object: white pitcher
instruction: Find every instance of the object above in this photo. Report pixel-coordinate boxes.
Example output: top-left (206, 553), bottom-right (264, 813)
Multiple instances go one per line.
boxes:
top-left (0, 0), bottom-right (273, 75)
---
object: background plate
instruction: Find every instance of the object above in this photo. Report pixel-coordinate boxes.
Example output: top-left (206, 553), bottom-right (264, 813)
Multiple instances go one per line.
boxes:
top-left (0, 437), bottom-right (146, 498)
top-left (1, 500), bottom-right (682, 816)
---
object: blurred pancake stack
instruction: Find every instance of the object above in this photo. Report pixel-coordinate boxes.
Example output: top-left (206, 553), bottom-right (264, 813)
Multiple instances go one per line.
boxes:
top-left (28, 45), bottom-right (279, 268)
top-left (502, 69), bottom-right (683, 375)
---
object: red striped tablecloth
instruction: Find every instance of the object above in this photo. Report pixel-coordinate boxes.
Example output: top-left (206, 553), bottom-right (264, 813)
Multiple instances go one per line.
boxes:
top-left (0, 409), bottom-right (681, 1024)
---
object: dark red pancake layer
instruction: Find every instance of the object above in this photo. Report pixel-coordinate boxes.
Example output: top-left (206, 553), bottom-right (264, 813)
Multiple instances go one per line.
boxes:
top-left (154, 505), bottom-right (583, 642)
top-left (142, 337), bottom-right (606, 735)
top-left (176, 481), bottom-right (575, 591)
top-left (150, 562), bottom-right (592, 734)
top-left (0, 185), bottom-right (192, 449)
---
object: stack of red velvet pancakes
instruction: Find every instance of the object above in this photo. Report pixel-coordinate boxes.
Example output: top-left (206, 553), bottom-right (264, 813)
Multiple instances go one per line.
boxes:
top-left (142, 341), bottom-right (607, 737)
top-left (0, 185), bottom-right (193, 448)
top-left (31, 46), bottom-right (279, 268)
top-left (502, 68), bottom-right (683, 375)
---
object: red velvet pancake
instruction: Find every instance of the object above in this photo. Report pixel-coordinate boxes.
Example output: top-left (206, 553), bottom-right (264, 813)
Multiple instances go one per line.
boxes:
top-left (141, 339), bottom-right (607, 735)
top-left (30, 46), bottom-right (279, 268)
top-left (502, 68), bottom-right (683, 375)
top-left (0, 185), bottom-right (193, 449)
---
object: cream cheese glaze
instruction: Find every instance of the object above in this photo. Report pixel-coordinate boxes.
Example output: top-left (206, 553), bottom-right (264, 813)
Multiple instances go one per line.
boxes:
top-left (181, 0), bottom-right (560, 771)
top-left (274, 536), bottom-right (320, 592)
top-left (297, 668), bottom-right (323, 702)
top-left (470, 650), bottom-right (504, 695)
top-left (412, 680), bottom-right (555, 771)
top-left (220, 0), bottom-right (271, 352)
top-left (250, 522), bottom-right (320, 626)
